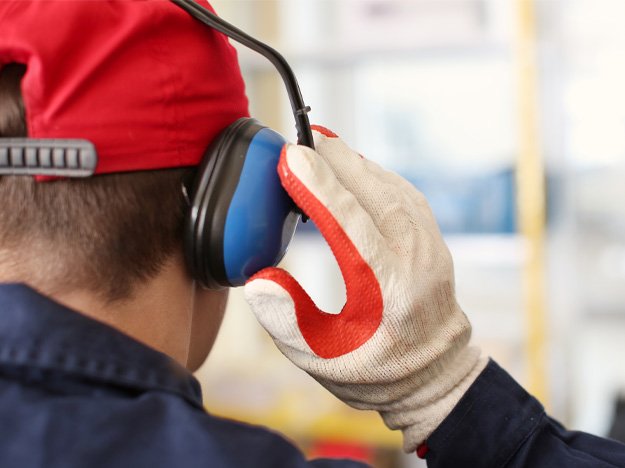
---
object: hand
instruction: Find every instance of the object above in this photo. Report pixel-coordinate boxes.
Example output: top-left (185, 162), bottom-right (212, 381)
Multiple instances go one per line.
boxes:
top-left (244, 126), bottom-right (487, 452)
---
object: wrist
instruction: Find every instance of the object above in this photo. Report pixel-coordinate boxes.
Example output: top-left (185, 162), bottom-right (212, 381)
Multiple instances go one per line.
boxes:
top-left (382, 348), bottom-right (488, 452)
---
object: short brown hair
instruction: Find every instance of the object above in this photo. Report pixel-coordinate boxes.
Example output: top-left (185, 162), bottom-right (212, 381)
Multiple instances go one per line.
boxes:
top-left (0, 64), bottom-right (191, 302)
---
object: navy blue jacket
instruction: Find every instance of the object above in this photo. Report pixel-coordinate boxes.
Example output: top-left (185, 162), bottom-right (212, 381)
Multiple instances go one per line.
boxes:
top-left (0, 284), bottom-right (365, 468)
top-left (1, 283), bottom-right (625, 467)
top-left (425, 361), bottom-right (625, 467)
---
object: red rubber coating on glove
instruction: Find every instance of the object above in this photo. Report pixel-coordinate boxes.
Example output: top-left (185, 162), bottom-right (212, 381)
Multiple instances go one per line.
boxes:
top-left (249, 132), bottom-right (383, 359)
top-left (311, 125), bottom-right (338, 138)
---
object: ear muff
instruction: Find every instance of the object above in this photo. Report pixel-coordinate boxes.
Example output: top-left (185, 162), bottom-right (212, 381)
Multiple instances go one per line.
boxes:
top-left (184, 117), bottom-right (300, 289)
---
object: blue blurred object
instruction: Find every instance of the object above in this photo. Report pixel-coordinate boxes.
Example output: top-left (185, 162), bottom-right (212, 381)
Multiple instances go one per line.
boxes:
top-left (408, 169), bottom-right (516, 234)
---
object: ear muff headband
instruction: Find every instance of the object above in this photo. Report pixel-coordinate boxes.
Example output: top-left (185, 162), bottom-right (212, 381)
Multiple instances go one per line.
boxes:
top-left (170, 0), bottom-right (314, 149)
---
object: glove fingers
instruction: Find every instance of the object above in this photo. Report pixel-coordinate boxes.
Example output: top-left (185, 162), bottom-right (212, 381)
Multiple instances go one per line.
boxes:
top-left (311, 126), bottom-right (429, 241)
top-left (280, 142), bottom-right (387, 266)
top-left (360, 157), bottom-right (432, 213)
top-left (245, 268), bottom-right (313, 356)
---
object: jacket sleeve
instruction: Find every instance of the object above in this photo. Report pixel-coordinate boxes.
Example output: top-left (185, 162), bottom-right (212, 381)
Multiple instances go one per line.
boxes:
top-left (423, 359), bottom-right (625, 468)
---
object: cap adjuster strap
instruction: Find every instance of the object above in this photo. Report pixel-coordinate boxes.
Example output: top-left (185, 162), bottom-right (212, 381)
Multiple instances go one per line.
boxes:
top-left (0, 139), bottom-right (97, 177)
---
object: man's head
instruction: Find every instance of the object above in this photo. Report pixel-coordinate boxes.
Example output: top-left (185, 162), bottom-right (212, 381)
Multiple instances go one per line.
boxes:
top-left (0, 1), bottom-right (250, 369)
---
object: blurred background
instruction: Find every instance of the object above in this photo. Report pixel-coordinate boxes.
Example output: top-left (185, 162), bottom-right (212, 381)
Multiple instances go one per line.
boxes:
top-left (196, 1), bottom-right (625, 466)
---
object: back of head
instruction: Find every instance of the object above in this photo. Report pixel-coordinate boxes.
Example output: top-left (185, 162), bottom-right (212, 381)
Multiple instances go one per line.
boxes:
top-left (0, 64), bottom-right (190, 302)
top-left (0, 1), bottom-right (249, 302)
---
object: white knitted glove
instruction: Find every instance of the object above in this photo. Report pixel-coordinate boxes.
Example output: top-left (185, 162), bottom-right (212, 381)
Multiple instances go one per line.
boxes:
top-left (244, 126), bottom-right (488, 452)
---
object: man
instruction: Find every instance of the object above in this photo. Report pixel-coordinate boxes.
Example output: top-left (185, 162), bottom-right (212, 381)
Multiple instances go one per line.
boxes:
top-left (0, 3), bottom-right (331, 467)
top-left (1, 1), bottom-right (625, 467)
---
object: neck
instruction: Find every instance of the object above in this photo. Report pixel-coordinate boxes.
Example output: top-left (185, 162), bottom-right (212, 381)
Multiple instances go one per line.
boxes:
top-left (3, 254), bottom-right (195, 367)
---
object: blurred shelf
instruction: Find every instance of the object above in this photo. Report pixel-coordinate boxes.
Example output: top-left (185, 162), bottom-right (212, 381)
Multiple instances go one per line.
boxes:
top-left (445, 234), bottom-right (526, 267)
top-left (236, 43), bottom-right (512, 72)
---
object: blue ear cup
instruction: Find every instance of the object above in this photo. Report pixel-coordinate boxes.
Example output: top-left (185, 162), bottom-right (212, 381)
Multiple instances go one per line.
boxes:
top-left (184, 118), bottom-right (300, 289)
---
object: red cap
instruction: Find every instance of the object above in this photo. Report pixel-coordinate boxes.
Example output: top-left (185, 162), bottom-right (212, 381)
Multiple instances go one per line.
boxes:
top-left (0, 0), bottom-right (250, 175)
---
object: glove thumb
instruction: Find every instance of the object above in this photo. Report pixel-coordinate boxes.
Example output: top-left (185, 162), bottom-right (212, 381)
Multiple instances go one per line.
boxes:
top-left (246, 263), bottom-right (383, 360)
top-left (245, 267), bottom-right (314, 358)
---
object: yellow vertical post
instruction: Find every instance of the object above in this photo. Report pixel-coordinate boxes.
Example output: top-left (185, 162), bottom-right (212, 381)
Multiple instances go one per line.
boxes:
top-left (515, 0), bottom-right (549, 405)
